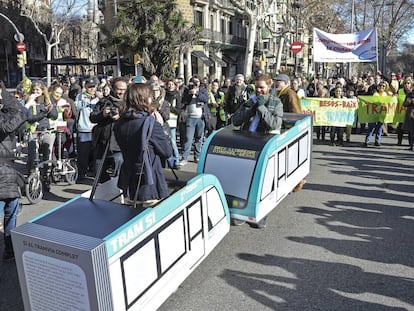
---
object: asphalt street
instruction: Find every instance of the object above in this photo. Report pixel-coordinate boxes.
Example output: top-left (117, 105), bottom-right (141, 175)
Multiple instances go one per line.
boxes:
top-left (1, 132), bottom-right (414, 310)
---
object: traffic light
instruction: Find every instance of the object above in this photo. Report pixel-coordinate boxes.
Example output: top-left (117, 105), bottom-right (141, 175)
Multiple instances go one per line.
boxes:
top-left (17, 51), bottom-right (27, 68)
top-left (133, 53), bottom-right (140, 65)
top-left (173, 60), bottom-right (179, 70)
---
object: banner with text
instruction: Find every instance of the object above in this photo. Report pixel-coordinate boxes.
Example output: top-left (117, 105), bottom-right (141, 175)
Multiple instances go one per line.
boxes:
top-left (358, 96), bottom-right (405, 123)
top-left (313, 28), bottom-right (377, 62)
top-left (300, 97), bottom-right (358, 127)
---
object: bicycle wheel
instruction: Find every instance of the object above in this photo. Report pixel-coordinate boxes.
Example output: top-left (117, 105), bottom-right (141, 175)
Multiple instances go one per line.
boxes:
top-left (25, 172), bottom-right (43, 204)
top-left (65, 159), bottom-right (78, 185)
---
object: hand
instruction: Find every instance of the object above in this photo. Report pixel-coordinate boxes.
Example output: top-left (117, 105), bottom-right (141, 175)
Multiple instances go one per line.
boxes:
top-left (29, 93), bottom-right (40, 101)
top-left (103, 106), bottom-right (111, 117)
top-left (44, 103), bottom-right (53, 112)
top-left (257, 95), bottom-right (266, 107)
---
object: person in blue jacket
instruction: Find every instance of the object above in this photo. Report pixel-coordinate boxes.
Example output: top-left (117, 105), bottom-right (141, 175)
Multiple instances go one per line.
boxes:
top-left (114, 83), bottom-right (172, 207)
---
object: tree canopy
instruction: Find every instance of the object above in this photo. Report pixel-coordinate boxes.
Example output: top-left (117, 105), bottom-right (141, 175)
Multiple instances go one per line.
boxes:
top-left (104, 0), bottom-right (198, 79)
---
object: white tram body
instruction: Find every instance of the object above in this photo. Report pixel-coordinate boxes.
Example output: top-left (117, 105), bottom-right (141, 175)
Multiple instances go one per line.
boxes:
top-left (12, 173), bottom-right (230, 311)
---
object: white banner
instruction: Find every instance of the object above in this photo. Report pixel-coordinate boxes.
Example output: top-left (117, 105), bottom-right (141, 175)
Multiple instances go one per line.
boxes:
top-left (313, 28), bottom-right (377, 63)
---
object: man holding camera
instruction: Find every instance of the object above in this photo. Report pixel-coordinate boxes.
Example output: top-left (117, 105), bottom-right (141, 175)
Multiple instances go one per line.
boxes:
top-left (179, 76), bottom-right (209, 166)
top-left (90, 77), bottom-right (128, 182)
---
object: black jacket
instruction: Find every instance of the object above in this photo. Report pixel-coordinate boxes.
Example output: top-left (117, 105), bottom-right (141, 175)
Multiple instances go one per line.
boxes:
top-left (114, 111), bottom-right (172, 201)
top-left (0, 82), bottom-right (27, 199)
top-left (90, 95), bottom-right (121, 153)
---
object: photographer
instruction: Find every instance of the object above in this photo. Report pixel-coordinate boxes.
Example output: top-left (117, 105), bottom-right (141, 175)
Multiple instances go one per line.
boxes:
top-left (179, 76), bottom-right (208, 166)
top-left (90, 77), bottom-right (128, 182)
top-left (0, 81), bottom-right (27, 261)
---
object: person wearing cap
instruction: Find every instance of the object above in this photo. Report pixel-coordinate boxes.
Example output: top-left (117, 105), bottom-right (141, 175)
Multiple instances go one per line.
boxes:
top-left (90, 77), bottom-right (128, 182)
top-left (75, 77), bottom-right (99, 181)
top-left (273, 74), bottom-right (302, 113)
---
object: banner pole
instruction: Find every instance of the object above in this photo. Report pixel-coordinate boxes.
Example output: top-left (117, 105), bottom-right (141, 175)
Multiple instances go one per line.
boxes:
top-left (375, 27), bottom-right (379, 73)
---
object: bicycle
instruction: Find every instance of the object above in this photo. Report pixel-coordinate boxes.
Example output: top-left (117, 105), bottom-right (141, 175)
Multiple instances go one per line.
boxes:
top-left (25, 128), bottom-right (78, 204)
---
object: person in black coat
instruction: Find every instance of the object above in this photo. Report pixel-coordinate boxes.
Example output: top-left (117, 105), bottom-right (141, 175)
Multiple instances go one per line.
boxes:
top-left (90, 77), bottom-right (128, 182)
top-left (114, 83), bottom-right (172, 207)
top-left (0, 81), bottom-right (27, 261)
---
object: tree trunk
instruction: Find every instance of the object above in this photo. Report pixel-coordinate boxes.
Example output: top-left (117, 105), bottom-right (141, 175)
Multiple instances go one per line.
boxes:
top-left (46, 43), bottom-right (53, 87)
top-left (244, 16), bottom-right (257, 79)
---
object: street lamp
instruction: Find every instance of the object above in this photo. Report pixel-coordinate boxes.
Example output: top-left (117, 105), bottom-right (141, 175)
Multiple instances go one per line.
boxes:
top-left (372, 0), bottom-right (395, 74)
top-left (291, 0), bottom-right (303, 77)
top-left (114, 0), bottom-right (121, 77)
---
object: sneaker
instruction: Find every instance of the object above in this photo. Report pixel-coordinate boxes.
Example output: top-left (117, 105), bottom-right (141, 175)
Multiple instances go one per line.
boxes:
top-left (374, 142), bottom-right (381, 146)
top-left (179, 160), bottom-right (188, 166)
top-left (194, 158), bottom-right (199, 163)
top-left (362, 142), bottom-right (368, 147)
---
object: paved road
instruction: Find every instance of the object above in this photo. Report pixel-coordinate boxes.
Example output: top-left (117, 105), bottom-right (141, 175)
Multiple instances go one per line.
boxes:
top-left (1, 133), bottom-right (414, 310)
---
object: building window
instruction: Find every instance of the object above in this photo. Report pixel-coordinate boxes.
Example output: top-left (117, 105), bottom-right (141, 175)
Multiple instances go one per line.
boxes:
top-left (195, 10), bottom-right (203, 27)
top-left (228, 20), bottom-right (233, 35)
top-left (221, 18), bottom-right (226, 34)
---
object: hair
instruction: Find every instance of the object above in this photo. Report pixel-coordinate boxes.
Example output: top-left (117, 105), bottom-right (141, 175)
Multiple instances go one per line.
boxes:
top-left (112, 77), bottom-right (129, 88)
top-left (254, 73), bottom-right (272, 87)
top-left (51, 84), bottom-right (64, 94)
top-left (29, 80), bottom-right (51, 105)
top-left (123, 83), bottom-right (154, 114)
top-left (165, 79), bottom-right (177, 89)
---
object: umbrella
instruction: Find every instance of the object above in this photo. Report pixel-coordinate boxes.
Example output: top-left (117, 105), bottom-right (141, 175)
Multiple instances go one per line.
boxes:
top-left (40, 56), bottom-right (91, 66)
top-left (96, 57), bottom-right (133, 66)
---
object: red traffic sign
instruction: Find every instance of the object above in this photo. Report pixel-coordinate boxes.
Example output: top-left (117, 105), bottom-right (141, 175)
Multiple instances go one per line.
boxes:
top-left (16, 41), bottom-right (26, 52)
top-left (290, 41), bottom-right (303, 53)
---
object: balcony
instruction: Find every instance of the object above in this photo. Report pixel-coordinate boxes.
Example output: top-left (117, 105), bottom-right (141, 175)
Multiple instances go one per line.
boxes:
top-left (199, 29), bottom-right (247, 48)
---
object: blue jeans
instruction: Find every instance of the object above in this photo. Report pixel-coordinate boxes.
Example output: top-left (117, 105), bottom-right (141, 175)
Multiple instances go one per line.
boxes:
top-left (365, 122), bottom-right (383, 144)
top-left (0, 198), bottom-right (19, 242)
top-left (169, 127), bottom-right (180, 166)
top-left (182, 117), bottom-right (205, 161)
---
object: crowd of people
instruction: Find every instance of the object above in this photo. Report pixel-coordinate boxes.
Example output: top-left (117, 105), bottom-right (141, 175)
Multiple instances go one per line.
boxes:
top-left (2, 69), bottom-right (414, 260)
top-left (299, 71), bottom-right (414, 148)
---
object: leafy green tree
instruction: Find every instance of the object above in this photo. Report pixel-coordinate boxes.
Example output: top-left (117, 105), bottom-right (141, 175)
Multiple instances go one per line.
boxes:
top-left (103, 0), bottom-right (198, 79)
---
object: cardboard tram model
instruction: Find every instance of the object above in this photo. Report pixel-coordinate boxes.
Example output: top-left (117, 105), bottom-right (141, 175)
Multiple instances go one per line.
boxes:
top-left (12, 113), bottom-right (312, 310)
